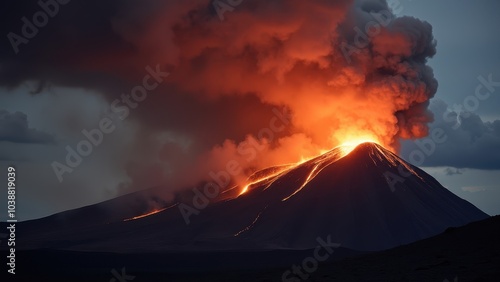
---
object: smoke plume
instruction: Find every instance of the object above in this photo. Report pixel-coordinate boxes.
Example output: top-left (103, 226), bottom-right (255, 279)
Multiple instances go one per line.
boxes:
top-left (1, 0), bottom-right (438, 192)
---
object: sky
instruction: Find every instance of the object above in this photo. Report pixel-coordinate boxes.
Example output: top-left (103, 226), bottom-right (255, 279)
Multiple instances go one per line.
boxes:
top-left (396, 0), bottom-right (500, 216)
top-left (0, 0), bottom-right (499, 220)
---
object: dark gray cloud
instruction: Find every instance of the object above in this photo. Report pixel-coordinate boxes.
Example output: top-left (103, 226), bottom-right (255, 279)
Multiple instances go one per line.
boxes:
top-left (401, 99), bottom-right (500, 170)
top-left (0, 0), bottom-right (290, 148)
top-left (0, 109), bottom-right (53, 144)
top-left (0, 0), bottom-right (445, 219)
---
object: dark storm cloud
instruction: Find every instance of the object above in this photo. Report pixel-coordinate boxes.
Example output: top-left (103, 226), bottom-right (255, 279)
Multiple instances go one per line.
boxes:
top-left (0, 109), bottom-right (53, 144)
top-left (0, 0), bottom-right (284, 145)
top-left (0, 0), bottom-right (295, 190)
top-left (2, 0), bottom-right (439, 193)
top-left (401, 99), bottom-right (500, 170)
top-left (0, 0), bottom-right (135, 91)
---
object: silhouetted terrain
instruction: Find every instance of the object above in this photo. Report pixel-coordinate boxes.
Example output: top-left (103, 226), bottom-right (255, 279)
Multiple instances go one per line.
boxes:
top-left (5, 215), bottom-right (499, 281)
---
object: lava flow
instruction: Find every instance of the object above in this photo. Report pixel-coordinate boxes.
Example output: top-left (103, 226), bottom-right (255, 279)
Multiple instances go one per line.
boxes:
top-left (123, 204), bottom-right (177, 221)
top-left (239, 165), bottom-right (294, 196)
top-left (238, 138), bottom-right (385, 197)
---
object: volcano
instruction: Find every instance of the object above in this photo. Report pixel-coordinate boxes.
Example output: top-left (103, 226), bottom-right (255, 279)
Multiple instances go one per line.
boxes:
top-left (14, 142), bottom-right (488, 252)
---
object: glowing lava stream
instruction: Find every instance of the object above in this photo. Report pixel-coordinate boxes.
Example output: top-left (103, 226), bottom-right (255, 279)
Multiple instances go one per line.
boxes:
top-left (281, 164), bottom-right (320, 202)
top-left (238, 138), bottom-right (407, 201)
top-left (234, 206), bottom-right (268, 237)
top-left (123, 203), bottom-right (177, 221)
top-left (280, 150), bottom-right (345, 202)
top-left (238, 165), bottom-right (294, 196)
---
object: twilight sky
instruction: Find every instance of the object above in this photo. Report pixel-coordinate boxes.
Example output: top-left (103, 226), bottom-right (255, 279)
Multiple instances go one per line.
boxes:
top-left (1, 0), bottom-right (499, 220)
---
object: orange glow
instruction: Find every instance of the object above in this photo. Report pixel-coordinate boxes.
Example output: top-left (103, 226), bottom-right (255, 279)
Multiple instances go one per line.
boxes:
top-left (240, 184), bottom-right (250, 195)
top-left (122, 0), bottom-right (437, 194)
top-left (238, 135), bottom-right (388, 197)
top-left (234, 206), bottom-right (267, 236)
top-left (281, 164), bottom-right (320, 201)
top-left (337, 136), bottom-right (382, 157)
top-left (123, 204), bottom-right (176, 221)
top-left (238, 166), bottom-right (291, 196)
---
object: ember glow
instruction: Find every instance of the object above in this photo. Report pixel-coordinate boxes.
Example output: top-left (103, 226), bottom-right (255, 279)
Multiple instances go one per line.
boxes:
top-left (239, 165), bottom-right (294, 196)
top-left (52, 0), bottom-right (438, 197)
top-left (234, 206), bottom-right (268, 237)
top-left (338, 136), bottom-right (383, 157)
top-left (124, 209), bottom-right (166, 221)
top-left (239, 140), bottom-right (383, 197)
top-left (123, 204), bottom-right (176, 221)
top-left (161, 0), bottom-right (438, 191)
top-left (237, 141), bottom-right (420, 198)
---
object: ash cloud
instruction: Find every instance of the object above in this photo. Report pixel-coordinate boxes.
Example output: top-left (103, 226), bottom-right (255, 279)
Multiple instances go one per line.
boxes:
top-left (1, 0), bottom-right (438, 193)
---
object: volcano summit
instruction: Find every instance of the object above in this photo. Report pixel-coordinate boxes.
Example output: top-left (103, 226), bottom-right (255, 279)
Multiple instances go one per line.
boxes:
top-left (13, 143), bottom-right (488, 253)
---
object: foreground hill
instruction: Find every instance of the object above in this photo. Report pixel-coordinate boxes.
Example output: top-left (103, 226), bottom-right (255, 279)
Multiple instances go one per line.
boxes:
top-left (7, 215), bottom-right (499, 281)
